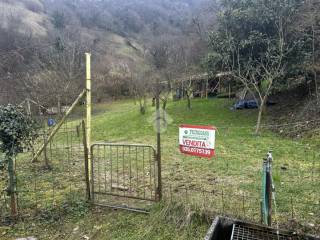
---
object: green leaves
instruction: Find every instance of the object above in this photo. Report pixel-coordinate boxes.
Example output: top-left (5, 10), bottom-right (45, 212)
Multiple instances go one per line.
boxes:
top-left (207, 0), bottom-right (305, 92)
top-left (0, 104), bottom-right (38, 157)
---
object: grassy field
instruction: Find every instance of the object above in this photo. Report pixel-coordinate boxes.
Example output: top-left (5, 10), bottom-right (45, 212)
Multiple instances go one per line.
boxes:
top-left (1, 97), bottom-right (319, 239)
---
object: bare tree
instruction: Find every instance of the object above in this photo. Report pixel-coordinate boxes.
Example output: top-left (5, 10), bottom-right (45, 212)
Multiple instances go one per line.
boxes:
top-left (23, 41), bottom-right (86, 111)
top-left (148, 36), bottom-right (173, 110)
top-left (231, 28), bottom-right (286, 134)
top-left (130, 70), bottom-right (153, 115)
top-left (172, 39), bottom-right (200, 110)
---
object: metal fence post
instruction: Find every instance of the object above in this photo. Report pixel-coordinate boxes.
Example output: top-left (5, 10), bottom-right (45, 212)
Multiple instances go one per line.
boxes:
top-left (82, 120), bottom-right (91, 201)
top-left (261, 151), bottom-right (273, 226)
top-left (156, 77), bottom-right (162, 201)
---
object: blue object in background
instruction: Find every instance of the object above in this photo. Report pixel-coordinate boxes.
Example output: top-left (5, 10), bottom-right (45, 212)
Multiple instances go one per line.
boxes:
top-left (234, 99), bottom-right (258, 109)
top-left (47, 118), bottom-right (56, 127)
top-left (246, 100), bottom-right (258, 109)
top-left (234, 100), bottom-right (247, 109)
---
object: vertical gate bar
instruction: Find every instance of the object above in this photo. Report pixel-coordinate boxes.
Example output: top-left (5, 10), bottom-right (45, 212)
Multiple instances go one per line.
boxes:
top-left (143, 147), bottom-right (146, 199)
top-left (117, 146), bottom-right (119, 194)
top-left (122, 145), bottom-right (125, 198)
top-left (91, 145), bottom-right (95, 202)
top-left (97, 145), bottom-right (101, 193)
top-left (110, 145), bottom-right (113, 192)
top-left (153, 149), bottom-right (157, 200)
top-left (149, 147), bottom-right (152, 198)
top-left (104, 145), bottom-right (107, 193)
top-left (129, 146), bottom-right (132, 193)
top-left (136, 146), bottom-right (139, 198)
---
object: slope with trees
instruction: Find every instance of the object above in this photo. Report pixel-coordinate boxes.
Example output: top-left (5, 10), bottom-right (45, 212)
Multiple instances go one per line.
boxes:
top-left (0, 0), bottom-right (213, 109)
top-left (206, 0), bottom-right (319, 133)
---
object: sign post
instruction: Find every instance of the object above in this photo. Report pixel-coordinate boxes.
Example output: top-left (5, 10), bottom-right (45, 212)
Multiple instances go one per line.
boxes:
top-left (179, 125), bottom-right (216, 158)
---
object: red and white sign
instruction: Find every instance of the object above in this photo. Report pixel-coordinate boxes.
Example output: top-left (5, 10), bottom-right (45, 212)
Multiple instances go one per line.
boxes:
top-left (179, 124), bottom-right (216, 158)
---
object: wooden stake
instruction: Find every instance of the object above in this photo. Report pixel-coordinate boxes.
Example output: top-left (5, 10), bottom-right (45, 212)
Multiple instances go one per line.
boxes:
top-left (8, 155), bottom-right (18, 218)
top-left (86, 53), bottom-right (92, 183)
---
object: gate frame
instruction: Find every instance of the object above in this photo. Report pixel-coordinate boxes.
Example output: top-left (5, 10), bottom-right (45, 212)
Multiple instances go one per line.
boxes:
top-left (89, 143), bottom-right (161, 212)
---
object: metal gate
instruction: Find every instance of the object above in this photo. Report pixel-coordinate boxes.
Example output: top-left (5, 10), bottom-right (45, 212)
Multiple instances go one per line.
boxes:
top-left (91, 143), bottom-right (160, 212)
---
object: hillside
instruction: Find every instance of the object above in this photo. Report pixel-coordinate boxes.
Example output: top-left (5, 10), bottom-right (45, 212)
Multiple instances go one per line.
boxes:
top-left (0, 0), bottom-right (48, 36)
top-left (0, 0), bottom-right (214, 105)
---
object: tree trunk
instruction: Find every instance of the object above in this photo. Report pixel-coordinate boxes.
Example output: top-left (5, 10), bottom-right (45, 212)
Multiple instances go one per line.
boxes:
top-left (162, 99), bottom-right (167, 110)
top-left (139, 97), bottom-right (146, 114)
top-left (58, 96), bottom-right (61, 115)
top-left (255, 98), bottom-right (267, 134)
top-left (186, 93), bottom-right (191, 110)
top-left (8, 155), bottom-right (18, 218)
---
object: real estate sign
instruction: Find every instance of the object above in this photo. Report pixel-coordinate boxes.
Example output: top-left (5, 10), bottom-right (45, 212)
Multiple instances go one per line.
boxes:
top-left (179, 124), bottom-right (216, 158)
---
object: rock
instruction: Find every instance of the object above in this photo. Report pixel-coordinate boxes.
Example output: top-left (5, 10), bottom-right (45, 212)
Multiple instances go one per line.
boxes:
top-left (94, 225), bottom-right (102, 230)
top-left (111, 184), bottom-right (129, 192)
top-left (73, 226), bottom-right (79, 233)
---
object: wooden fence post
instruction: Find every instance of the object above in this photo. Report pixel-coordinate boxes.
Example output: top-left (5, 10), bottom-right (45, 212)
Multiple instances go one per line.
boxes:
top-left (85, 53), bottom-right (92, 188)
top-left (8, 155), bottom-right (18, 218)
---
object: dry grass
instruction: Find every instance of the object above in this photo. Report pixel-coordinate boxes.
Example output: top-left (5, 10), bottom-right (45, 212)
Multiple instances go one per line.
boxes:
top-left (0, 0), bottom-right (47, 36)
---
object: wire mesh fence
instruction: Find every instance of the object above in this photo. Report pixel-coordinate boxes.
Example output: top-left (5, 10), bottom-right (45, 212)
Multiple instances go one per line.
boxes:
top-left (0, 97), bottom-right (319, 236)
top-left (0, 95), bottom-right (87, 222)
top-left (159, 124), bottom-right (320, 235)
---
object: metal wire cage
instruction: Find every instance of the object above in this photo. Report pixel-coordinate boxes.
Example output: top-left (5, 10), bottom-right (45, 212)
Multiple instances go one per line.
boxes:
top-left (205, 216), bottom-right (320, 240)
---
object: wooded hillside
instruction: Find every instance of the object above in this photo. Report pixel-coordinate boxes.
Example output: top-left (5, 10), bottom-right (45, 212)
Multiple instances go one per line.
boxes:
top-left (0, 0), bottom-right (213, 105)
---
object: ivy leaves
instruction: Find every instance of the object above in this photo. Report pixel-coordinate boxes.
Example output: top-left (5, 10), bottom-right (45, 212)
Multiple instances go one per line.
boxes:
top-left (0, 104), bottom-right (38, 157)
